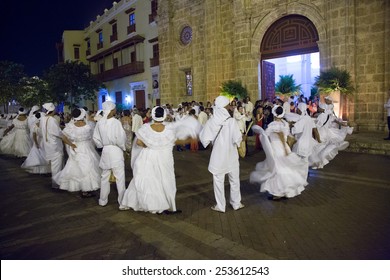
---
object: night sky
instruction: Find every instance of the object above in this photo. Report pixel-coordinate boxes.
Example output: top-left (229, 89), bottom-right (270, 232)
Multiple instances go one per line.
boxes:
top-left (0, 0), bottom-right (115, 77)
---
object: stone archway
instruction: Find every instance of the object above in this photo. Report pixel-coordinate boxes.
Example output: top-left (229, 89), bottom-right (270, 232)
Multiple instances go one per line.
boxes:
top-left (260, 14), bottom-right (319, 60)
top-left (259, 15), bottom-right (320, 100)
top-left (250, 5), bottom-right (326, 100)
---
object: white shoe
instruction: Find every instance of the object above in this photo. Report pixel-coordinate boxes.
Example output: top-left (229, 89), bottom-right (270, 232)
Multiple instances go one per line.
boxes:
top-left (119, 206), bottom-right (130, 211)
top-left (233, 203), bottom-right (245, 211)
top-left (211, 205), bottom-right (225, 213)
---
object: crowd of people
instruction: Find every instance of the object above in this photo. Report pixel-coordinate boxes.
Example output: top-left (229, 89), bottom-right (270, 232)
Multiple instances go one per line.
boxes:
top-left (0, 93), bottom-right (355, 213)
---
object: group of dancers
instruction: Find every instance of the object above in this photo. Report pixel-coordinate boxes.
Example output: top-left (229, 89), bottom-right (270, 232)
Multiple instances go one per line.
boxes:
top-left (0, 94), bottom-right (353, 213)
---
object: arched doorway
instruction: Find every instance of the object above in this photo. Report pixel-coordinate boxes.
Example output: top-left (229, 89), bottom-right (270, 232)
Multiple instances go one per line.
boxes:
top-left (260, 15), bottom-right (319, 101)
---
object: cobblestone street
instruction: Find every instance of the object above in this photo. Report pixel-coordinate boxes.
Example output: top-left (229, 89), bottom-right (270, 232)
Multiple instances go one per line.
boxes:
top-left (1, 140), bottom-right (389, 260)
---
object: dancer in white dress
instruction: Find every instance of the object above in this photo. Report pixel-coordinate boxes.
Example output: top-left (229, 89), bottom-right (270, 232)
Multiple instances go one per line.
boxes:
top-left (53, 108), bottom-right (101, 197)
top-left (120, 106), bottom-right (185, 214)
top-left (119, 107), bottom-right (176, 214)
top-left (250, 106), bottom-right (307, 200)
top-left (0, 108), bottom-right (32, 157)
top-left (21, 112), bottom-right (51, 174)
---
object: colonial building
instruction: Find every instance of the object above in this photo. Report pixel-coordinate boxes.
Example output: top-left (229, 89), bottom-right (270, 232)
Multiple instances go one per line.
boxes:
top-left (58, 0), bottom-right (159, 111)
top-left (157, 0), bottom-right (390, 131)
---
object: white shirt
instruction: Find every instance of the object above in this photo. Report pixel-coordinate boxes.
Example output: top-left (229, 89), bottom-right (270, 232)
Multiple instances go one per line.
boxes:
top-left (40, 115), bottom-right (63, 160)
top-left (200, 108), bottom-right (242, 174)
top-left (197, 111), bottom-right (208, 125)
top-left (132, 114), bottom-right (143, 133)
top-left (244, 101), bottom-right (254, 119)
top-left (93, 117), bottom-right (126, 169)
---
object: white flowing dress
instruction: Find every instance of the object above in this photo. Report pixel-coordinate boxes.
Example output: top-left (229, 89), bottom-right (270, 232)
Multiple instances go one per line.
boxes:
top-left (121, 124), bottom-right (177, 213)
top-left (21, 123), bottom-right (50, 174)
top-left (250, 121), bottom-right (308, 198)
top-left (0, 118), bottom-right (31, 157)
top-left (53, 122), bottom-right (101, 193)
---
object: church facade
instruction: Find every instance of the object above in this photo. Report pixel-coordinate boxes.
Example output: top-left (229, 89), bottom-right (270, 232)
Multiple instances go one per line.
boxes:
top-left (157, 0), bottom-right (390, 131)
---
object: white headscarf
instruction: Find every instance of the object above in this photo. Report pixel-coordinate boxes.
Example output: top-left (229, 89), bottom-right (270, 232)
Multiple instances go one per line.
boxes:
top-left (151, 106), bottom-right (166, 122)
top-left (94, 110), bottom-right (103, 121)
top-left (272, 105), bottom-right (285, 118)
top-left (297, 102), bottom-right (308, 116)
top-left (18, 108), bottom-right (27, 115)
top-left (29, 105), bottom-right (40, 116)
top-left (43, 103), bottom-right (55, 113)
top-left (73, 108), bottom-right (86, 121)
top-left (215, 96), bottom-right (230, 108)
top-left (102, 101), bottom-right (116, 117)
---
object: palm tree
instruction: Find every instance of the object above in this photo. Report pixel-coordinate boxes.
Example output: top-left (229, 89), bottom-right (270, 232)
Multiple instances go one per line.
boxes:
top-left (275, 74), bottom-right (302, 96)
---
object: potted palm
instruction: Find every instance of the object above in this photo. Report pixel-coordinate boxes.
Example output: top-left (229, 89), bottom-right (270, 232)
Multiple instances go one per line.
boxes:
top-left (314, 66), bottom-right (355, 118)
top-left (220, 80), bottom-right (248, 100)
top-left (275, 74), bottom-right (302, 97)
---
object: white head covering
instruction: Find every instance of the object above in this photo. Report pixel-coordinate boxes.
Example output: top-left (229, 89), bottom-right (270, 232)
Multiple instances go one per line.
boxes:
top-left (43, 102), bottom-right (55, 112)
top-left (272, 105), bottom-right (285, 118)
top-left (215, 96), bottom-right (230, 108)
top-left (94, 110), bottom-right (103, 121)
top-left (297, 102), bottom-right (308, 116)
top-left (151, 106), bottom-right (167, 122)
top-left (73, 108), bottom-right (86, 121)
top-left (102, 101), bottom-right (116, 117)
top-left (29, 105), bottom-right (40, 116)
top-left (324, 96), bottom-right (333, 102)
top-left (18, 108), bottom-right (27, 115)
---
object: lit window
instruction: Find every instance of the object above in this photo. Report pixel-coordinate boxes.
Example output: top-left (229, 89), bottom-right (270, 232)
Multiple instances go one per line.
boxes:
top-left (129, 13), bottom-right (135, 26)
top-left (99, 32), bottom-right (103, 43)
top-left (185, 70), bottom-right (192, 96)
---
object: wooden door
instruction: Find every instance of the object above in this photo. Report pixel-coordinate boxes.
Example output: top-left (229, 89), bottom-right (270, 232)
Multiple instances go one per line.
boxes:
top-left (135, 90), bottom-right (145, 110)
top-left (261, 61), bottom-right (275, 101)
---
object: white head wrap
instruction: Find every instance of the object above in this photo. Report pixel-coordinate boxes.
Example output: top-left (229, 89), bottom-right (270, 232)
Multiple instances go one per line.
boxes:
top-left (215, 96), bottom-right (230, 108)
top-left (73, 108), bottom-right (87, 121)
top-left (43, 102), bottom-right (55, 112)
top-left (18, 108), bottom-right (27, 115)
top-left (297, 102), bottom-right (308, 116)
top-left (94, 110), bottom-right (103, 121)
top-left (272, 105), bottom-right (285, 118)
top-left (151, 106), bottom-right (167, 122)
top-left (102, 101), bottom-right (116, 117)
top-left (324, 96), bottom-right (333, 102)
top-left (29, 105), bottom-right (40, 116)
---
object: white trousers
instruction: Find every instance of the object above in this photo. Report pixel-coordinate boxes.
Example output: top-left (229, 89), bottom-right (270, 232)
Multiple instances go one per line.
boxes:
top-left (50, 155), bottom-right (63, 188)
top-left (99, 165), bottom-right (126, 206)
top-left (212, 167), bottom-right (241, 212)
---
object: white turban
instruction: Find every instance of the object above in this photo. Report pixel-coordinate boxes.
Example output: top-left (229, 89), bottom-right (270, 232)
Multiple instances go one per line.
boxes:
top-left (102, 101), bottom-right (116, 117)
top-left (94, 110), bottom-right (103, 121)
top-left (151, 106), bottom-right (166, 122)
top-left (272, 105), bottom-right (285, 118)
top-left (18, 108), bottom-right (27, 115)
top-left (324, 96), bottom-right (333, 102)
top-left (43, 103), bottom-right (55, 112)
top-left (29, 105), bottom-right (40, 116)
top-left (73, 108), bottom-right (86, 121)
top-left (215, 96), bottom-right (230, 108)
top-left (297, 102), bottom-right (308, 116)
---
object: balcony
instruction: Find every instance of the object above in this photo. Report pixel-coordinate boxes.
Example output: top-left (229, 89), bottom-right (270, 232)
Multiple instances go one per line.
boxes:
top-left (150, 56), bottom-right (159, 67)
top-left (110, 33), bottom-right (118, 43)
top-left (127, 24), bottom-right (136, 34)
top-left (97, 42), bottom-right (103, 50)
top-left (86, 49), bottom-right (91, 56)
top-left (95, 61), bottom-right (144, 82)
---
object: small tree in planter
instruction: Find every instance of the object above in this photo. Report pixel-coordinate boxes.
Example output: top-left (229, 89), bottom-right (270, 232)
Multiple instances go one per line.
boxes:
top-left (275, 74), bottom-right (302, 98)
top-left (220, 80), bottom-right (248, 100)
top-left (314, 66), bottom-right (355, 118)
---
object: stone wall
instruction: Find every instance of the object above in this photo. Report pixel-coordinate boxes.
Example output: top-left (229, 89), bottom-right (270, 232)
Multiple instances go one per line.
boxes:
top-left (158, 0), bottom-right (390, 131)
